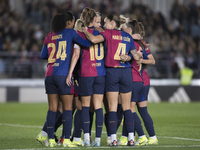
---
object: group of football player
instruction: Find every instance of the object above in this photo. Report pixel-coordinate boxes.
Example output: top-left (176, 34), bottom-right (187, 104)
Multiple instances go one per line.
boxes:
top-left (36, 7), bottom-right (158, 148)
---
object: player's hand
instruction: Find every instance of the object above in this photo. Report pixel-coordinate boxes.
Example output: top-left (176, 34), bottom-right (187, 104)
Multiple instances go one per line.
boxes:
top-left (81, 27), bottom-right (88, 33)
top-left (132, 34), bottom-right (142, 40)
top-left (66, 74), bottom-right (72, 87)
top-left (136, 58), bottom-right (143, 66)
top-left (137, 51), bottom-right (143, 58)
top-left (120, 54), bottom-right (129, 62)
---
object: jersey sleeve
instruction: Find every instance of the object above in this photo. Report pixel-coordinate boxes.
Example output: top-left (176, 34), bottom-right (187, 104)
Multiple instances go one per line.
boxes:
top-left (72, 30), bottom-right (91, 48)
top-left (40, 44), bottom-right (48, 59)
top-left (100, 29), bottom-right (110, 41)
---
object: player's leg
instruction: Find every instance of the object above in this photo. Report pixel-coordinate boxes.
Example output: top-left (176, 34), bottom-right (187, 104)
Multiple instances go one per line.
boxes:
top-left (117, 96), bottom-right (123, 131)
top-left (103, 95), bottom-right (111, 145)
top-left (91, 76), bottom-right (105, 146)
top-left (106, 91), bottom-right (119, 146)
top-left (120, 92), bottom-right (134, 146)
top-left (137, 84), bottom-right (158, 145)
top-left (60, 94), bottom-right (77, 147)
top-left (131, 82), bottom-right (148, 146)
top-left (89, 97), bottom-right (94, 144)
top-left (119, 68), bottom-right (134, 146)
top-left (79, 77), bottom-right (95, 146)
top-left (46, 94), bottom-right (59, 147)
top-left (72, 97), bottom-right (84, 146)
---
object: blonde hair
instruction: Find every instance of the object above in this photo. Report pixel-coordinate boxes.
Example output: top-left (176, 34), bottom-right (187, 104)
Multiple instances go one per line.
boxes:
top-left (119, 15), bottom-right (129, 29)
top-left (74, 19), bottom-right (84, 32)
top-left (80, 7), bottom-right (97, 27)
top-left (106, 13), bottom-right (129, 28)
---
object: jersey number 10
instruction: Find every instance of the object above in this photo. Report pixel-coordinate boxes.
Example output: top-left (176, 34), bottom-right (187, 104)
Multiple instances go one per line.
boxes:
top-left (89, 43), bottom-right (104, 61)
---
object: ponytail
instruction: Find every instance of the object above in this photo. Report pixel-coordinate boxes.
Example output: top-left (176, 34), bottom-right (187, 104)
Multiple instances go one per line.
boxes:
top-left (128, 20), bottom-right (147, 48)
top-left (74, 19), bottom-right (84, 32)
top-left (80, 7), bottom-right (96, 27)
top-left (106, 13), bottom-right (128, 29)
top-left (51, 11), bottom-right (74, 32)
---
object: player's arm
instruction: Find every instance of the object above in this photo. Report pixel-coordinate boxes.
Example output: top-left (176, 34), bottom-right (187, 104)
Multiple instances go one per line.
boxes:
top-left (82, 27), bottom-right (104, 44)
top-left (66, 44), bottom-right (80, 86)
top-left (141, 54), bottom-right (155, 65)
top-left (130, 49), bottom-right (140, 61)
top-left (40, 44), bottom-right (48, 59)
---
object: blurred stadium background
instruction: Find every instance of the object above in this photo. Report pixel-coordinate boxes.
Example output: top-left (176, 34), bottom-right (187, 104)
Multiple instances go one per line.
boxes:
top-left (0, 0), bottom-right (200, 103)
top-left (1, 1), bottom-right (200, 150)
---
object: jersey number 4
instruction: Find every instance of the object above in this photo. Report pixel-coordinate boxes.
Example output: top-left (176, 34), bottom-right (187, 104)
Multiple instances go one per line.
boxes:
top-left (114, 43), bottom-right (126, 60)
top-left (47, 41), bottom-right (67, 63)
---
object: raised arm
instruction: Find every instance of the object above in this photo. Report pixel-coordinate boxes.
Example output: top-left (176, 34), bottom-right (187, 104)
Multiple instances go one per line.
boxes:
top-left (82, 27), bottom-right (104, 44)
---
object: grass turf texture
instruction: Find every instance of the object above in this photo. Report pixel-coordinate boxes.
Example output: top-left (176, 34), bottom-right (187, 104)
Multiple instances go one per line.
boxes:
top-left (0, 102), bottom-right (200, 150)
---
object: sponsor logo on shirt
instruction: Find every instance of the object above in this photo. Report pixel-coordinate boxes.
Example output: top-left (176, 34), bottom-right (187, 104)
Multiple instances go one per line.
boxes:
top-left (91, 63), bottom-right (101, 67)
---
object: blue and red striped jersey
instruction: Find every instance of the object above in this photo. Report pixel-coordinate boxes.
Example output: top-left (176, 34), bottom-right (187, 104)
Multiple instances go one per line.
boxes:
top-left (131, 41), bottom-right (143, 82)
top-left (41, 28), bottom-right (91, 76)
top-left (100, 29), bottom-right (135, 68)
top-left (78, 27), bottom-right (106, 77)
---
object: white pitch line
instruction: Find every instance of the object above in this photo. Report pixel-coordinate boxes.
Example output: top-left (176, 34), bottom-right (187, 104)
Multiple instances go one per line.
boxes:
top-left (1, 123), bottom-right (200, 142)
top-left (158, 136), bottom-right (200, 141)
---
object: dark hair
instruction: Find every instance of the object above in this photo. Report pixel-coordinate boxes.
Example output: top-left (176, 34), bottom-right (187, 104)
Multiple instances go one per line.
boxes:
top-left (138, 22), bottom-right (145, 37)
top-left (106, 13), bottom-right (127, 28)
top-left (80, 7), bottom-right (96, 27)
top-left (51, 11), bottom-right (74, 32)
top-left (127, 20), bottom-right (147, 48)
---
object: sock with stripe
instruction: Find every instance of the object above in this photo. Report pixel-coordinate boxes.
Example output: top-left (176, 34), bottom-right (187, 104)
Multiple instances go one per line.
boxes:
top-left (62, 110), bottom-right (72, 139)
top-left (46, 110), bottom-right (56, 139)
top-left (95, 108), bottom-right (103, 138)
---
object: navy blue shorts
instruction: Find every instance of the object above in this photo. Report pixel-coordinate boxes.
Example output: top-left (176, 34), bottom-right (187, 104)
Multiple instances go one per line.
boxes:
top-left (45, 76), bottom-right (74, 95)
top-left (140, 84), bottom-right (150, 101)
top-left (105, 67), bottom-right (132, 93)
top-left (79, 76), bottom-right (105, 96)
top-left (131, 82), bottom-right (144, 102)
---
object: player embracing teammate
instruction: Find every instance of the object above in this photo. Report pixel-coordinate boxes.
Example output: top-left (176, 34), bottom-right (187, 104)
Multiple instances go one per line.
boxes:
top-left (37, 7), bottom-right (158, 148)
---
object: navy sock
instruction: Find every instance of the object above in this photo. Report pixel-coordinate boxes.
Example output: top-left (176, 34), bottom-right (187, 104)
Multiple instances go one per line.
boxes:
top-left (133, 112), bottom-right (144, 136)
top-left (124, 110), bottom-right (134, 133)
top-left (138, 107), bottom-right (155, 136)
top-left (82, 106), bottom-right (90, 133)
top-left (89, 111), bottom-right (94, 136)
top-left (46, 110), bottom-right (56, 139)
top-left (42, 121), bottom-right (47, 133)
top-left (117, 104), bottom-right (123, 130)
top-left (62, 110), bottom-right (72, 139)
top-left (104, 113), bottom-right (110, 136)
top-left (73, 110), bottom-right (82, 138)
top-left (95, 108), bottom-right (103, 138)
top-left (54, 110), bottom-right (62, 132)
top-left (122, 118), bottom-right (128, 136)
top-left (108, 111), bottom-right (117, 134)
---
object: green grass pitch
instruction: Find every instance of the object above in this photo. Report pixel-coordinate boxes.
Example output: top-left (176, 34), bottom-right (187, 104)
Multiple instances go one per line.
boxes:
top-left (0, 102), bottom-right (200, 150)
